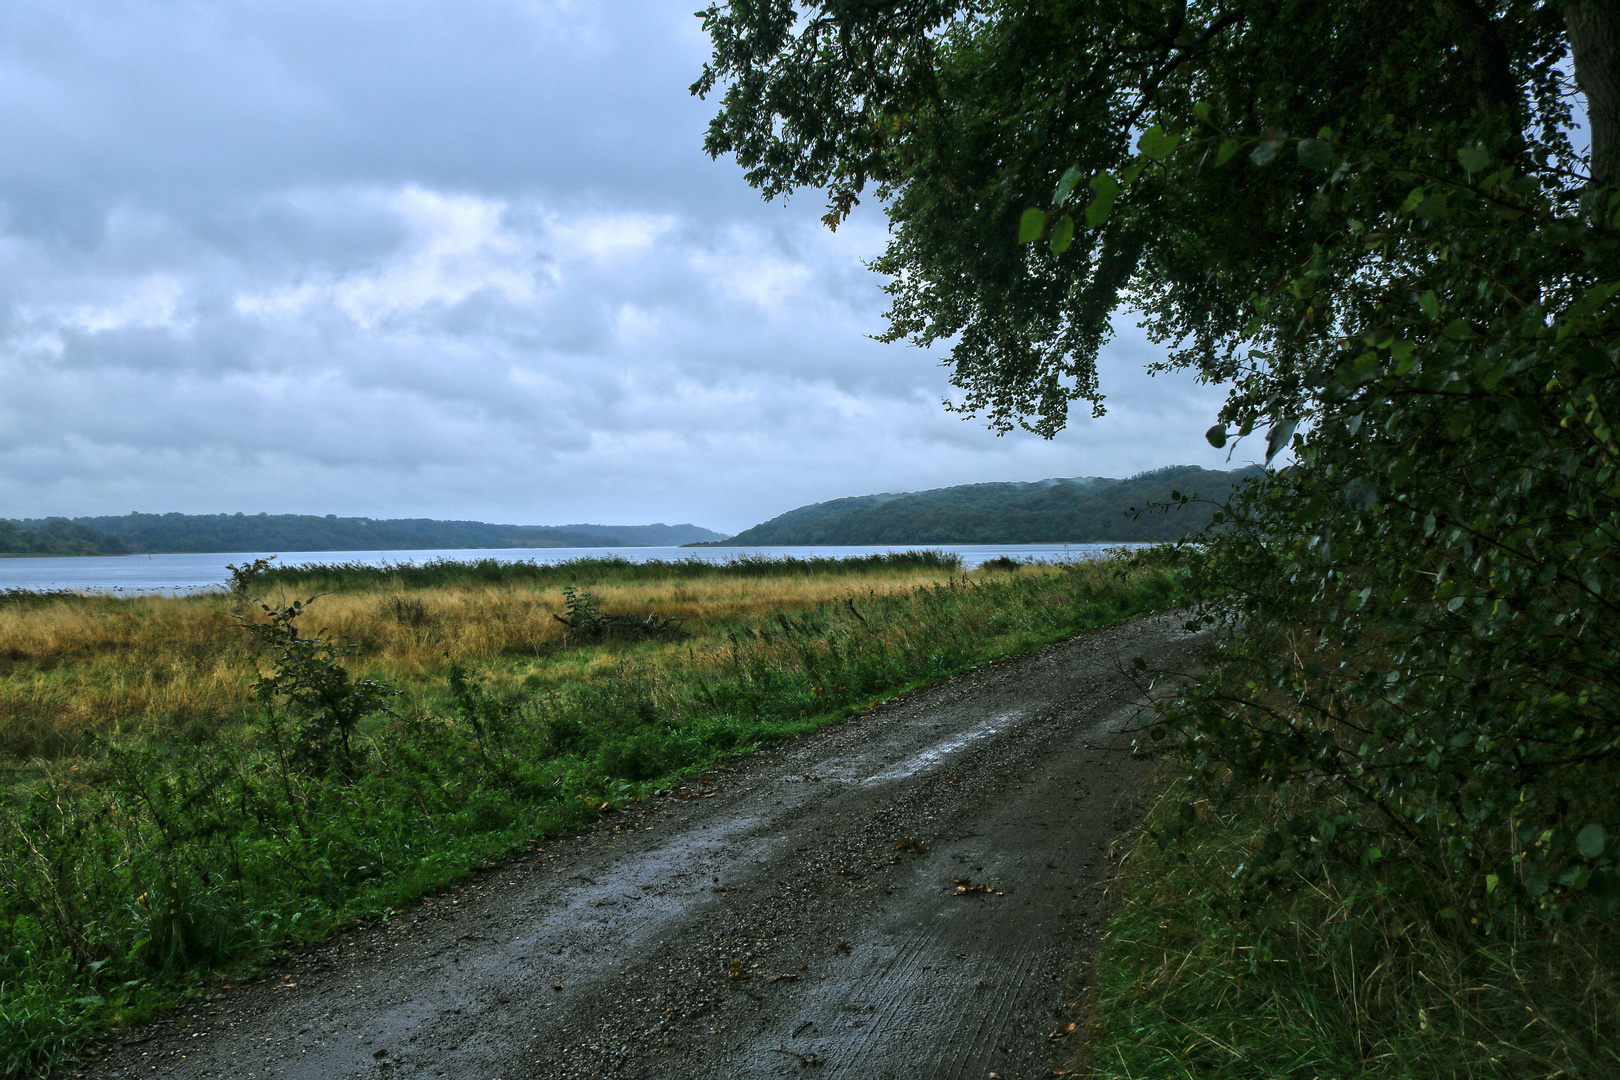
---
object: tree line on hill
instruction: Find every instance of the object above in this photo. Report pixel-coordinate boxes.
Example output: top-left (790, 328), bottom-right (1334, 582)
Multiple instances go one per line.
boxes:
top-left (0, 519), bottom-right (130, 557)
top-left (715, 465), bottom-right (1260, 545)
top-left (1, 514), bottom-right (725, 556)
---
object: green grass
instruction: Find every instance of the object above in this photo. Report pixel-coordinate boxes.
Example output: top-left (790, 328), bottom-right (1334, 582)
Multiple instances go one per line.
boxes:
top-left (0, 552), bottom-right (1176, 1077)
top-left (1076, 779), bottom-right (1620, 1080)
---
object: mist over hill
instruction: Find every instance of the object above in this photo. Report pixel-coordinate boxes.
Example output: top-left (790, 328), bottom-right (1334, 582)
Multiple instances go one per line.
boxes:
top-left (21, 514), bottom-right (726, 555)
top-left (715, 466), bottom-right (1260, 546)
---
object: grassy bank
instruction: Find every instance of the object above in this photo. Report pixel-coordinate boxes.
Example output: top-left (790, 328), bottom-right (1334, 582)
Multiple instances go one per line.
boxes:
top-left (0, 552), bottom-right (962, 762)
top-left (0, 551), bottom-right (1173, 1077)
top-left (1076, 778), bottom-right (1620, 1079)
top-left (246, 549), bottom-right (964, 592)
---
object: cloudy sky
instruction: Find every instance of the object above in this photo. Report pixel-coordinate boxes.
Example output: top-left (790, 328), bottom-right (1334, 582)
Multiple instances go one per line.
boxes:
top-left (0, 0), bottom-right (1237, 534)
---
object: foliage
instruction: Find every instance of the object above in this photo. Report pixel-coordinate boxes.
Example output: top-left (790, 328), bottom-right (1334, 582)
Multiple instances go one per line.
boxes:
top-left (723, 465), bottom-right (1258, 545)
top-left (1079, 781), bottom-right (1620, 1079)
top-left (693, 0), bottom-right (1576, 434)
top-left (62, 512), bottom-right (724, 555)
top-left (698, 0), bottom-right (1620, 1062)
top-left (237, 599), bottom-right (400, 774)
top-left (552, 586), bottom-right (687, 643)
top-left (0, 519), bottom-right (127, 557)
top-left (0, 553), bottom-right (1177, 1077)
top-left (224, 555), bottom-right (277, 596)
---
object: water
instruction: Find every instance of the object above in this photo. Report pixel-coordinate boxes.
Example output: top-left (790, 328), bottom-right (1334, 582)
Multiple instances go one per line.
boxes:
top-left (0, 543), bottom-right (1149, 595)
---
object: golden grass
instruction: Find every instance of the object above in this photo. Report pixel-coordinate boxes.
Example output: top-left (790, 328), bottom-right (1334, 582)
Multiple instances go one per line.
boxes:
top-left (0, 565), bottom-right (987, 759)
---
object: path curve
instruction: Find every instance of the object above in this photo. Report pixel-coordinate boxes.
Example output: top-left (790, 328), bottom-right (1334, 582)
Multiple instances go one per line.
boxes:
top-left (75, 612), bottom-right (1199, 1080)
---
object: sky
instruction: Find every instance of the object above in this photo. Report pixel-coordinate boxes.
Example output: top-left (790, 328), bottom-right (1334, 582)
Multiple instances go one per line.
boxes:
top-left (0, 0), bottom-right (1239, 535)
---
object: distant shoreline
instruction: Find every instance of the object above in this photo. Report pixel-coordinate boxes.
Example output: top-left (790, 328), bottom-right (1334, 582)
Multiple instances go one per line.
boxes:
top-left (0, 552), bottom-right (122, 559)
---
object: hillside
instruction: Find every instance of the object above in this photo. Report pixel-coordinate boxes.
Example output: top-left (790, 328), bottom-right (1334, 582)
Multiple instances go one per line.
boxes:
top-left (43, 514), bottom-right (725, 555)
top-left (0, 518), bottom-right (129, 557)
top-left (719, 466), bottom-right (1259, 545)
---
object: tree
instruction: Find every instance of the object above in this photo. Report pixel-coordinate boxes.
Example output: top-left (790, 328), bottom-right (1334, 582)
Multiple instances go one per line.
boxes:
top-left (696, 2), bottom-right (1620, 918)
top-left (695, 1), bottom-right (1597, 434)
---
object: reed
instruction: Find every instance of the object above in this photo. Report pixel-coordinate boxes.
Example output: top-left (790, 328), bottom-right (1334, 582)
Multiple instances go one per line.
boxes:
top-left (0, 556), bottom-right (974, 760)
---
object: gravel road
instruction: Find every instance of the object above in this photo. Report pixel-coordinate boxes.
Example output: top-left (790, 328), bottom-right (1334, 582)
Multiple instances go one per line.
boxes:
top-left (74, 611), bottom-right (1199, 1080)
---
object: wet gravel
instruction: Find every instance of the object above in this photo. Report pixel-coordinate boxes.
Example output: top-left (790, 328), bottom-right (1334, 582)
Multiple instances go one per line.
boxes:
top-left (71, 611), bottom-right (1200, 1080)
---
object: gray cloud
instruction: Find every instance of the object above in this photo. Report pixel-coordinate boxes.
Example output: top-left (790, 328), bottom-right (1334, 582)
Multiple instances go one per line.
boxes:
top-left (0, 0), bottom-right (1234, 534)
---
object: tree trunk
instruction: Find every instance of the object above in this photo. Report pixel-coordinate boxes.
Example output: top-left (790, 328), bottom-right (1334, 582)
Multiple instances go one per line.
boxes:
top-left (1567, 1), bottom-right (1620, 186)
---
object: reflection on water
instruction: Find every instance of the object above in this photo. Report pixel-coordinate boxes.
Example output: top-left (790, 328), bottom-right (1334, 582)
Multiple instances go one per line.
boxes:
top-left (0, 543), bottom-right (1151, 595)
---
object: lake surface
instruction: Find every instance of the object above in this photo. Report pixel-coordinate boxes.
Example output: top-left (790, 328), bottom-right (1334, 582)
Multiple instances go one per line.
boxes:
top-left (0, 543), bottom-right (1149, 595)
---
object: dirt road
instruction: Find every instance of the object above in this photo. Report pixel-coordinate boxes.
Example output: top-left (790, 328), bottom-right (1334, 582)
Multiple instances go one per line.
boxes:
top-left (76, 612), bottom-right (1198, 1080)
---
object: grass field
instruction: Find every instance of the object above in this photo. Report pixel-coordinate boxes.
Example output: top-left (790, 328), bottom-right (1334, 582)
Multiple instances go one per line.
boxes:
top-left (0, 550), bottom-right (1176, 1077)
top-left (0, 551), bottom-right (966, 762)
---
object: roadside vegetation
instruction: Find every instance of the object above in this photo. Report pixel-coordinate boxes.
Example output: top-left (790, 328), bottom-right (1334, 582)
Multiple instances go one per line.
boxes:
top-left (1078, 778), bottom-right (1620, 1080)
top-left (0, 550), bottom-right (1175, 1077)
top-left (696, 3), bottom-right (1618, 1076)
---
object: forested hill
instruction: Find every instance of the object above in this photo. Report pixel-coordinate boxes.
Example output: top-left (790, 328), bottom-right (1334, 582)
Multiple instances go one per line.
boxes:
top-left (1, 518), bottom-right (129, 556)
top-left (43, 514), bottom-right (726, 554)
top-left (718, 466), bottom-right (1260, 545)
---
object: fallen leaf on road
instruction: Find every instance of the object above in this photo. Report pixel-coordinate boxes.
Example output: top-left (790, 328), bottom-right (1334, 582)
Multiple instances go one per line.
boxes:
top-left (1049, 1022), bottom-right (1076, 1039)
top-left (894, 837), bottom-right (926, 852)
top-left (953, 879), bottom-right (1003, 896)
top-left (551, 983), bottom-right (564, 991)
top-left (834, 940), bottom-right (852, 955)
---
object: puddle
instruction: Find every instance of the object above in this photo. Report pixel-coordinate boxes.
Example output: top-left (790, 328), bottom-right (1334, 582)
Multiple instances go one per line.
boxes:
top-left (861, 713), bottom-right (1021, 785)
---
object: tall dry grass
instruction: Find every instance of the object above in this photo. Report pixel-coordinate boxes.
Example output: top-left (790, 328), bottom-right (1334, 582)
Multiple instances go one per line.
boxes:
top-left (0, 565), bottom-right (981, 759)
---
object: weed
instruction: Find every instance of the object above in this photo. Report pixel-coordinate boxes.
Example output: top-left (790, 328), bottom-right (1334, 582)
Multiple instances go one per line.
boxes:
top-left (224, 556), bottom-right (277, 597)
top-left (237, 598), bottom-right (399, 774)
top-left (1076, 780), bottom-right (1620, 1079)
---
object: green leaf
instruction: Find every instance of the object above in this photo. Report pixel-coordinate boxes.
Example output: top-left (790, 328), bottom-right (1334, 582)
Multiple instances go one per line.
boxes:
top-left (1297, 138), bottom-right (1333, 169)
top-left (1053, 165), bottom-right (1084, 206)
top-left (1479, 356), bottom-right (1510, 390)
top-left (1050, 213), bottom-right (1075, 254)
top-left (1193, 101), bottom-right (1212, 124)
top-left (1419, 291), bottom-right (1440, 319)
top-left (1577, 823), bottom-right (1608, 859)
top-left (1085, 173), bottom-right (1120, 227)
top-left (1018, 208), bottom-right (1046, 243)
top-left (1266, 417), bottom-right (1299, 463)
top-left (1250, 139), bottom-right (1281, 166)
top-left (1205, 424), bottom-right (1228, 449)
top-left (1457, 144), bottom-right (1491, 174)
top-left (1216, 138), bottom-right (1240, 166)
top-left (1399, 187), bottom-right (1426, 214)
top-left (1340, 478), bottom-right (1379, 512)
top-left (1137, 125), bottom-right (1180, 161)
